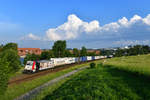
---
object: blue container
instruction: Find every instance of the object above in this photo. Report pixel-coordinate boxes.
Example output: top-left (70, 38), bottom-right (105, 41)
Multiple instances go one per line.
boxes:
top-left (75, 57), bottom-right (79, 62)
top-left (79, 57), bottom-right (82, 62)
top-left (80, 56), bottom-right (87, 62)
top-left (84, 56), bottom-right (87, 61)
top-left (92, 56), bottom-right (95, 60)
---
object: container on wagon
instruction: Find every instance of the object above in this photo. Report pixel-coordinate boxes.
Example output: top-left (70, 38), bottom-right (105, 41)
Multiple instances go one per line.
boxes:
top-left (95, 56), bottom-right (99, 60)
top-left (37, 60), bottom-right (54, 70)
top-left (50, 58), bottom-right (66, 66)
top-left (75, 57), bottom-right (79, 62)
top-left (69, 57), bottom-right (76, 64)
top-left (80, 56), bottom-right (87, 62)
top-left (87, 56), bottom-right (92, 61)
top-left (92, 56), bottom-right (95, 60)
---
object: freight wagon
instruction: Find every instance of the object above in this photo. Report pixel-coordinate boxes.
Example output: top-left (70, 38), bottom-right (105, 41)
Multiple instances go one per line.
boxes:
top-left (50, 58), bottom-right (66, 66)
top-left (87, 56), bottom-right (92, 61)
top-left (24, 56), bottom-right (107, 73)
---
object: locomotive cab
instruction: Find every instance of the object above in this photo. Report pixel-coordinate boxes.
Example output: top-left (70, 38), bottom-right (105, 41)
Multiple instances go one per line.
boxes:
top-left (24, 61), bottom-right (37, 73)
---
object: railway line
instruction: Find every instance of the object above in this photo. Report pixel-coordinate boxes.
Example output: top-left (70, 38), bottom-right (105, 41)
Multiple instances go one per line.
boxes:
top-left (8, 57), bottom-right (106, 86)
top-left (8, 61), bottom-right (88, 85)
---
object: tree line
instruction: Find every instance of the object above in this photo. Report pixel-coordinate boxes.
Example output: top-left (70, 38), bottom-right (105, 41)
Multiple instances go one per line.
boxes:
top-left (24, 40), bottom-right (100, 64)
top-left (100, 45), bottom-right (150, 57)
top-left (115, 45), bottom-right (150, 57)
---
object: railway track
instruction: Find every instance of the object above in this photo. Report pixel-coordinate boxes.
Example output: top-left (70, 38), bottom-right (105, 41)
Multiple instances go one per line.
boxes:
top-left (8, 59), bottom-right (102, 85)
top-left (8, 62), bottom-right (85, 85)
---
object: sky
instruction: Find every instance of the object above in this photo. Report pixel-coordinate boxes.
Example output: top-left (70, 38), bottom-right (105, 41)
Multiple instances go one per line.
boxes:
top-left (0, 0), bottom-right (150, 49)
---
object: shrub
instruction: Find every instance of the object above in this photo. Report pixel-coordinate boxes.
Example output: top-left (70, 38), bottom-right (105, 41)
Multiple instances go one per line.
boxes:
top-left (0, 58), bottom-right (9, 96)
top-left (98, 63), bottom-right (103, 67)
top-left (90, 63), bottom-right (96, 68)
top-left (0, 49), bottom-right (21, 73)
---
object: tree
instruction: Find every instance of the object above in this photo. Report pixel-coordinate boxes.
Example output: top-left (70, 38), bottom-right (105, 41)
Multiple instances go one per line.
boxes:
top-left (2, 43), bottom-right (18, 51)
top-left (80, 46), bottom-right (87, 56)
top-left (114, 45), bottom-right (150, 57)
top-left (40, 50), bottom-right (54, 60)
top-left (0, 49), bottom-right (21, 73)
top-left (0, 44), bottom-right (3, 52)
top-left (0, 43), bottom-right (20, 95)
top-left (0, 43), bottom-right (20, 73)
top-left (73, 48), bottom-right (79, 57)
top-left (100, 49), bottom-right (114, 56)
top-left (87, 52), bottom-right (96, 56)
top-left (0, 58), bottom-right (9, 96)
top-left (115, 49), bottom-right (124, 57)
top-left (65, 50), bottom-right (72, 57)
top-left (24, 54), bottom-right (40, 65)
top-left (52, 40), bottom-right (66, 57)
top-left (142, 45), bottom-right (150, 54)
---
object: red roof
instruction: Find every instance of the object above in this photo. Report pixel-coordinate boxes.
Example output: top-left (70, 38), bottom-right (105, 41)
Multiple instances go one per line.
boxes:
top-left (18, 48), bottom-right (41, 50)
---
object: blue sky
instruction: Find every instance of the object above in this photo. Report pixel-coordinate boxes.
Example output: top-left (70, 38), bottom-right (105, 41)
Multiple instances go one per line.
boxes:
top-left (0, 0), bottom-right (150, 49)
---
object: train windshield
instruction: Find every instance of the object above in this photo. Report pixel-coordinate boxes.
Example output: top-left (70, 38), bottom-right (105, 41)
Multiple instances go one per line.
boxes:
top-left (26, 62), bottom-right (33, 66)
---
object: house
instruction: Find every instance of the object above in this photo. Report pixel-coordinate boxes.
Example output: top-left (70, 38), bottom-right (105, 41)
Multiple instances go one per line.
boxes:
top-left (18, 48), bottom-right (42, 57)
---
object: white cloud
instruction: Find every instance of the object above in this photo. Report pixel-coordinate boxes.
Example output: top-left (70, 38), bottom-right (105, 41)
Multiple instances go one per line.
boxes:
top-left (21, 33), bottom-right (41, 40)
top-left (45, 14), bottom-right (150, 41)
top-left (143, 14), bottom-right (150, 25)
top-left (102, 22), bottom-right (120, 32)
top-left (23, 14), bottom-right (150, 43)
top-left (118, 17), bottom-right (129, 26)
top-left (130, 15), bottom-right (142, 23)
top-left (83, 20), bottom-right (100, 33)
top-left (45, 14), bottom-right (101, 40)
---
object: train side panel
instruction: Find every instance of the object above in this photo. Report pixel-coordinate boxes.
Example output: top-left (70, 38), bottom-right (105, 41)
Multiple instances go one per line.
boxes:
top-left (80, 56), bottom-right (87, 62)
top-left (38, 60), bottom-right (54, 71)
top-left (92, 56), bottom-right (95, 60)
top-left (51, 58), bottom-right (66, 66)
top-left (87, 56), bottom-right (92, 61)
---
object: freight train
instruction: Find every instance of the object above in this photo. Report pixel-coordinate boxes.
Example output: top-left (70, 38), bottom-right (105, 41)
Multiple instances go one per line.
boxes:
top-left (24, 56), bottom-right (107, 73)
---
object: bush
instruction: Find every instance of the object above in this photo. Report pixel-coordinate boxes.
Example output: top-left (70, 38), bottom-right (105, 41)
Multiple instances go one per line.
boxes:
top-left (0, 58), bottom-right (9, 96)
top-left (98, 63), bottom-right (103, 67)
top-left (0, 42), bottom-right (21, 95)
top-left (90, 63), bottom-right (96, 68)
top-left (0, 49), bottom-right (21, 73)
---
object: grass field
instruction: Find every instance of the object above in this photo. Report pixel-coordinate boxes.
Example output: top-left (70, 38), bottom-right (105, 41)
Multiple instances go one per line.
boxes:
top-left (41, 55), bottom-right (150, 100)
top-left (104, 54), bottom-right (150, 76)
top-left (32, 69), bottom-right (86, 100)
top-left (1, 61), bottom-right (97, 100)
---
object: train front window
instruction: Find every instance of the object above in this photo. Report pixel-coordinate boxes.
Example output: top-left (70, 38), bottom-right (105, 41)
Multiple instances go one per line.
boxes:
top-left (26, 62), bottom-right (33, 65)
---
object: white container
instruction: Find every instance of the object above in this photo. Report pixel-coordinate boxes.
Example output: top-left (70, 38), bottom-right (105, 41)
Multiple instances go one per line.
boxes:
top-left (87, 56), bottom-right (92, 61)
top-left (95, 56), bottom-right (100, 59)
top-left (50, 58), bottom-right (66, 66)
top-left (38, 60), bottom-right (54, 70)
top-left (66, 57), bottom-right (76, 64)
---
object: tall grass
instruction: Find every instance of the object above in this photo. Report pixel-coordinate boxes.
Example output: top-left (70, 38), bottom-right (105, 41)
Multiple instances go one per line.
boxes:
top-left (42, 63), bottom-right (150, 100)
top-left (104, 54), bottom-right (150, 76)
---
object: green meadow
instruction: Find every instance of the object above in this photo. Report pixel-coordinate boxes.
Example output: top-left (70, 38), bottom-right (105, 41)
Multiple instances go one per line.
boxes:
top-left (104, 54), bottom-right (150, 76)
top-left (41, 55), bottom-right (150, 100)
